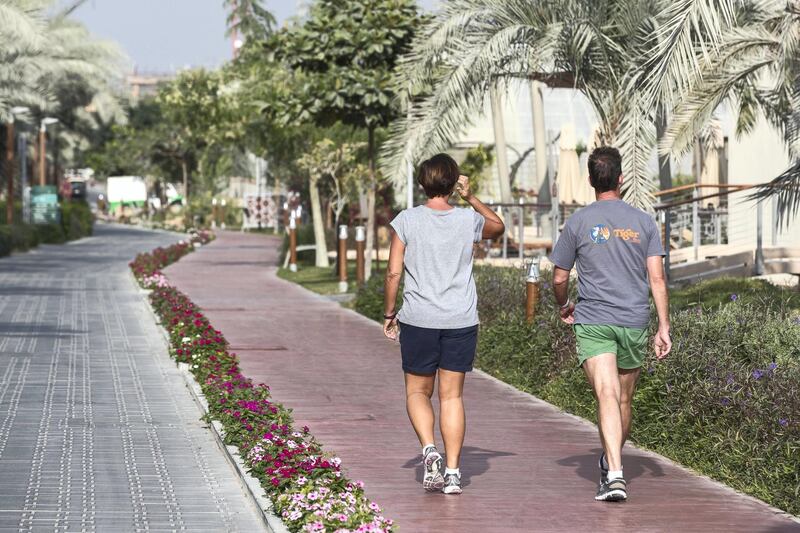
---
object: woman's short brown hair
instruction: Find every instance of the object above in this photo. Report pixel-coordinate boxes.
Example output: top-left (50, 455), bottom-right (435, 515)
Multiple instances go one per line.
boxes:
top-left (417, 153), bottom-right (459, 198)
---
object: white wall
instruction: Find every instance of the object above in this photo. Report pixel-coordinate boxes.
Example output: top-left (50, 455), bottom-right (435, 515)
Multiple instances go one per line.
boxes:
top-left (725, 115), bottom-right (800, 248)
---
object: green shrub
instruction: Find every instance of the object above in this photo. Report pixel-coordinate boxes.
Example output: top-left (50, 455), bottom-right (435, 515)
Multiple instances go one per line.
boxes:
top-left (36, 223), bottom-right (67, 244)
top-left (351, 268), bottom-right (800, 515)
top-left (61, 200), bottom-right (93, 240)
top-left (0, 224), bottom-right (42, 256)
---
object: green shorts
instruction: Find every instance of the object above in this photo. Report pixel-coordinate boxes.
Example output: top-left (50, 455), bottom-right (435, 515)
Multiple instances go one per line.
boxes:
top-left (574, 324), bottom-right (648, 369)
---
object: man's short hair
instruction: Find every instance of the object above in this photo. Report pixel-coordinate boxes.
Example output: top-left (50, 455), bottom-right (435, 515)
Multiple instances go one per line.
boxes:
top-left (417, 153), bottom-right (459, 198)
top-left (588, 146), bottom-right (622, 193)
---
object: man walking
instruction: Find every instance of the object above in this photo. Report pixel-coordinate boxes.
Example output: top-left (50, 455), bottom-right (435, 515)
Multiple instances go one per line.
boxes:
top-left (549, 146), bottom-right (672, 502)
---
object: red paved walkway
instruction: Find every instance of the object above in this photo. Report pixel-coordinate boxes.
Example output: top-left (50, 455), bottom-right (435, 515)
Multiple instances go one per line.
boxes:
top-left (165, 231), bottom-right (799, 533)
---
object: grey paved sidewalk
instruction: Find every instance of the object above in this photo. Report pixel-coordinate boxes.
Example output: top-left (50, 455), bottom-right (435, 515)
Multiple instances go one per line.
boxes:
top-left (0, 224), bottom-right (265, 532)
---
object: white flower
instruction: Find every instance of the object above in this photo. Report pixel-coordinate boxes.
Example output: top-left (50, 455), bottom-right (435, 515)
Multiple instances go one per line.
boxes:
top-left (182, 337), bottom-right (191, 343)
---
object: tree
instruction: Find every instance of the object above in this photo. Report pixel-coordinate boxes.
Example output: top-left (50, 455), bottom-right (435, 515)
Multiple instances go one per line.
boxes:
top-left (381, 0), bottom-right (739, 210)
top-left (157, 69), bottom-right (246, 198)
top-left (1, 0), bottom-right (125, 168)
top-left (223, 0), bottom-right (276, 43)
top-left (267, 0), bottom-right (422, 278)
top-left (296, 139), bottom-right (362, 267)
top-left (650, 1), bottom-right (800, 223)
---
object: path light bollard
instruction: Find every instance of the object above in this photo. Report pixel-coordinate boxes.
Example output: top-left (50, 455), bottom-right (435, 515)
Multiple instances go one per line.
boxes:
top-left (289, 211), bottom-right (298, 273)
top-left (338, 225), bottom-right (348, 293)
top-left (525, 256), bottom-right (542, 323)
top-left (355, 225), bottom-right (366, 286)
top-left (211, 198), bottom-right (218, 229)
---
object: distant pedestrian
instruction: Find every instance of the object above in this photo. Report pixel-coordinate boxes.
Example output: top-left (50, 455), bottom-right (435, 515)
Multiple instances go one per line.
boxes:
top-left (383, 153), bottom-right (504, 495)
top-left (549, 146), bottom-right (672, 502)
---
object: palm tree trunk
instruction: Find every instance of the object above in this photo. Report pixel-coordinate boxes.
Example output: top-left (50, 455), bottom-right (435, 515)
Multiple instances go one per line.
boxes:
top-left (181, 160), bottom-right (189, 203)
top-left (656, 106), bottom-right (673, 194)
top-left (365, 126), bottom-right (377, 281)
top-left (309, 176), bottom-right (329, 268)
top-left (490, 84), bottom-right (512, 203)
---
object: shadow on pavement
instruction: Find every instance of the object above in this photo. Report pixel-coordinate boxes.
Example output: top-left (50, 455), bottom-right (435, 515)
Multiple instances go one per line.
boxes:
top-left (402, 445), bottom-right (516, 488)
top-left (557, 447), bottom-right (666, 483)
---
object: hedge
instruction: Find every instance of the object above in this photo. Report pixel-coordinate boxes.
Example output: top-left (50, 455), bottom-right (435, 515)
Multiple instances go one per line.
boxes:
top-left (0, 200), bottom-right (94, 256)
top-left (352, 266), bottom-right (800, 516)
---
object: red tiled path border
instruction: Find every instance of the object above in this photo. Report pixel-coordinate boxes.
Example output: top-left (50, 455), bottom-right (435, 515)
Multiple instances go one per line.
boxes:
top-left (165, 231), bottom-right (800, 533)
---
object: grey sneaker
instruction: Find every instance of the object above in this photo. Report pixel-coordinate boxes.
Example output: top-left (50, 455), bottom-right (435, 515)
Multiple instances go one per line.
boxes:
top-left (595, 477), bottom-right (627, 502)
top-left (442, 472), bottom-right (462, 495)
top-left (422, 447), bottom-right (444, 492)
top-left (599, 452), bottom-right (608, 484)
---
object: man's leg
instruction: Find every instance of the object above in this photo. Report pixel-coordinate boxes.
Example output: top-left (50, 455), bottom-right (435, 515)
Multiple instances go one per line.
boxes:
top-left (618, 367), bottom-right (641, 446)
top-left (404, 372), bottom-right (436, 447)
top-left (437, 369), bottom-right (466, 469)
top-left (583, 353), bottom-right (623, 472)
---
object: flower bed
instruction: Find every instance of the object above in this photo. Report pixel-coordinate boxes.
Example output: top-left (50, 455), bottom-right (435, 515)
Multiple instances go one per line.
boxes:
top-left (130, 233), bottom-right (393, 533)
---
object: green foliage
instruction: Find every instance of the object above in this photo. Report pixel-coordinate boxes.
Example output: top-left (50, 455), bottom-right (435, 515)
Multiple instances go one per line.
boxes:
top-left (458, 144), bottom-right (494, 197)
top-left (350, 268), bottom-right (800, 514)
top-left (671, 278), bottom-right (800, 312)
top-left (0, 225), bottom-right (40, 256)
top-left (269, 0), bottom-right (422, 131)
top-left (352, 272), bottom-right (397, 322)
top-left (223, 0), bottom-right (275, 41)
top-left (61, 201), bottom-right (93, 241)
top-left (279, 224), bottom-right (318, 266)
top-left (36, 223), bottom-right (67, 244)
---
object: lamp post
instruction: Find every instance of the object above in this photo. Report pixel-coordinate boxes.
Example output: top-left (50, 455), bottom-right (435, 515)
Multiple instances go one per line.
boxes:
top-left (38, 117), bottom-right (58, 187)
top-left (5, 107), bottom-right (29, 225)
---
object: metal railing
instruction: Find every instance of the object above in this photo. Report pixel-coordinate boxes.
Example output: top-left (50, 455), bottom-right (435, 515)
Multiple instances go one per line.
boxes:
top-left (484, 201), bottom-right (585, 259)
top-left (652, 183), bottom-right (795, 283)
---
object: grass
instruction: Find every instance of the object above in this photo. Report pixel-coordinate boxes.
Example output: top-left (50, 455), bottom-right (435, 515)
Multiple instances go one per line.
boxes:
top-left (277, 262), bottom-right (362, 295)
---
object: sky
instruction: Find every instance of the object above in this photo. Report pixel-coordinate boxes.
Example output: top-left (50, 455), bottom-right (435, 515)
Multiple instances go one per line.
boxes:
top-left (72, 0), bottom-right (438, 74)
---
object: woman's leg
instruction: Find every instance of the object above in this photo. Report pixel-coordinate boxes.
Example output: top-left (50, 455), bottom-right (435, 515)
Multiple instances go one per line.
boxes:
top-left (404, 372), bottom-right (437, 446)
top-left (437, 369), bottom-right (466, 469)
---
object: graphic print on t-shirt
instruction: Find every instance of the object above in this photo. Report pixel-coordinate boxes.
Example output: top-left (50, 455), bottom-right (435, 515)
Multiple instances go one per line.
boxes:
top-left (589, 224), bottom-right (611, 244)
top-left (590, 224), bottom-right (642, 245)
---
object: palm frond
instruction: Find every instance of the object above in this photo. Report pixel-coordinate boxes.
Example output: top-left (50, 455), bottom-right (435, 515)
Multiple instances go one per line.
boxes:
top-left (749, 158), bottom-right (800, 227)
top-left (639, 0), bottom-right (738, 110)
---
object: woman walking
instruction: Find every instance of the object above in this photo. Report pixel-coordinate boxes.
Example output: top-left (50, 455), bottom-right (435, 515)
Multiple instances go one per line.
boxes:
top-left (382, 154), bottom-right (504, 494)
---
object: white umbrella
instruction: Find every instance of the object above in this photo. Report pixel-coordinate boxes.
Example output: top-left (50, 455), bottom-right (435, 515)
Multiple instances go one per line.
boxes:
top-left (557, 123), bottom-right (591, 205)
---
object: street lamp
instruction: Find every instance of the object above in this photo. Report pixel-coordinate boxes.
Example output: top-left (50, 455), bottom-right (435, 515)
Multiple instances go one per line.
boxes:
top-left (5, 106), bottom-right (30, 225)
top-left (39, 117), bottom-right (58, 187)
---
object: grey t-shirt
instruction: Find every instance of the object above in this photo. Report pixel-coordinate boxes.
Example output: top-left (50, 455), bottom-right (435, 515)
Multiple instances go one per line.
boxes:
top-left (549, 199), bottom-right (665, 329)
top-left (390, 205), bottom-right (485, 329)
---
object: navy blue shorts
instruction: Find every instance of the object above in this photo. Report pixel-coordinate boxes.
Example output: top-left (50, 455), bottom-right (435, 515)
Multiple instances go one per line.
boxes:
top-left (398, 322), bottom-right (479, 374)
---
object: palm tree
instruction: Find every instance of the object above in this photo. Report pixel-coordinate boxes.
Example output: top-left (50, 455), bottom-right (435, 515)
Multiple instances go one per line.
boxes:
top-left (1, 0), bottom-right (126, 167)
top-left (653, 1), bottom-right (800, 223)
top-left (381, 0), bottom-right (738, 210)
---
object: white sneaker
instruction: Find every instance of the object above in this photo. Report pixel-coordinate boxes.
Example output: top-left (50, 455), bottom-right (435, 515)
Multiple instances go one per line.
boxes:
top-left (422, 447), bottom-right (444, 492)
top-left (442, 472), bottom-right (462, 495)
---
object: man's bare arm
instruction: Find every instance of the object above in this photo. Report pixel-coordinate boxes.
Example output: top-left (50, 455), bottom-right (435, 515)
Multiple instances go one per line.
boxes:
top-left (647, 255), bottom-right (672, 358)
top-left (553, 266), bottom-right (575, 324)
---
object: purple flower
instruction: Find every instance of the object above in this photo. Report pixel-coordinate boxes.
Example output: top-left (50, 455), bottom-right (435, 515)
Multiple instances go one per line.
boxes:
top-left (779, 418), bottom-right (789, 427)
top-left (726, 374), bottom-right (735, 385)
top-left (721, 398), bottom-right (731, 406)
top-left (751, 369), bottom-right (764, 380)
top-left (730, 294), bottom-right (739, 301)
top-left (647, 366), bottom-right (655, 375)
top-left (768, 362), bottom-right (778, 371)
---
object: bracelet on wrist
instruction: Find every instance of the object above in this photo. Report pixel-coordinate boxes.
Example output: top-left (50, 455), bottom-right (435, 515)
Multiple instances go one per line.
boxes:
top-left (384, 312), bottom-right (397, 320)
top-left (560, 299), bottom-right (571, 310)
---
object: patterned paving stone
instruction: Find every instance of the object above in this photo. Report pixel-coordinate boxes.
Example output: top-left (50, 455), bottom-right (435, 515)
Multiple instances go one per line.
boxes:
top-left (0, 224), bottom-right (265, 532)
